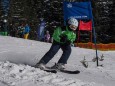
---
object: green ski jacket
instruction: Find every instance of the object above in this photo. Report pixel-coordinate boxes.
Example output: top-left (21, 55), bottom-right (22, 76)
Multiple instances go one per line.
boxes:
top-left (53, 26), bottom-right (76, 44)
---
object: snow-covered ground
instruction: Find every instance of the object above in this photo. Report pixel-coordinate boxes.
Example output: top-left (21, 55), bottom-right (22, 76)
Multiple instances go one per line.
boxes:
top-left (0, 36), bottom-right (115, 86)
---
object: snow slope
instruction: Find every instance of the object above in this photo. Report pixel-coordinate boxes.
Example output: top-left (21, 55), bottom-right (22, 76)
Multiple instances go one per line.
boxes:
top-left (0, 36), bottom-right (115, 86)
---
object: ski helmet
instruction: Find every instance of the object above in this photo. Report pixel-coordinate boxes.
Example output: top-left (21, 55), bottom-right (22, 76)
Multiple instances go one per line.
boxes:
top-left (68, 18), bottom-right (78, 27)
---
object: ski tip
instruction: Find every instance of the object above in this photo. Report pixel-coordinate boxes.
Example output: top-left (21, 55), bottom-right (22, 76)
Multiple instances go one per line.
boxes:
top-left (51, 70), bottom-right (57, 73)
top-left (69, 70), bottom-right (80, 74)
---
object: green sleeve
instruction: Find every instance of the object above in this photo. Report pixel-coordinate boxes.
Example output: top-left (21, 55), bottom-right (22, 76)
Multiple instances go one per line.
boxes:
top-left (67, 32), bottom-right (76, 43)
top-left (52, 27), bottom-right (62, 43)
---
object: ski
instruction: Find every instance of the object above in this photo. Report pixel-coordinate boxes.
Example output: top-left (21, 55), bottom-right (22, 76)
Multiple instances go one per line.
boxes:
top-left (44, 69), bottom-right (80, 74)
top-left (46, 66), bottom-right (80, 74)
top-left (59, 69), bottom-right (80, 74)
top-left (34, 66), bottom-right (79, 74)
top-left (33, 66), bottom-right (57, 73)
top-left (43, 69), bottom-right (57, 73)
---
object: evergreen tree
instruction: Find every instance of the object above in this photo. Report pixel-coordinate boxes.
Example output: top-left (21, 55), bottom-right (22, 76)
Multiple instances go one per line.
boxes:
top-left (0, 0), bottom-right (114, 42)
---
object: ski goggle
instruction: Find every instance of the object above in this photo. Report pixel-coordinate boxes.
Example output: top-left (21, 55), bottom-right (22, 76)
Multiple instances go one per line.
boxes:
top-left (69, 25), bottom-right (77, 31)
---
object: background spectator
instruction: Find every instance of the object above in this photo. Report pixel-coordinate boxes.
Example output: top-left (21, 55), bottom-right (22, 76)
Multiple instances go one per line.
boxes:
top-left (44, 30), bottom-right (50, 42)
top-left (23, 23), bottom-right (30, 39)
top-left (17, 24), bottom-right (25, 38)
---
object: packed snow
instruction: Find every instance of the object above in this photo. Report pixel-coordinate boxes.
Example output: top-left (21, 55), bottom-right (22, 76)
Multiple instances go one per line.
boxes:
top-left (0, 36), bottom-right (115, 86)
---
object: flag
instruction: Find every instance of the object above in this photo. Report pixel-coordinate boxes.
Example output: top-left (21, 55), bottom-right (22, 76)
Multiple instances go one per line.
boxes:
top-left (63, 1), bottom-right (93, 21)
top-left (79, 20), bottom-right (92, 31)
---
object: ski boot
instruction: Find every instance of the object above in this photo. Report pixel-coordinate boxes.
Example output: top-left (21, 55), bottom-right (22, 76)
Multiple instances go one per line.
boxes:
top-left (51, 63), bottom-right (65, 70)
top-left (35, 63), bottom-right (46, 70)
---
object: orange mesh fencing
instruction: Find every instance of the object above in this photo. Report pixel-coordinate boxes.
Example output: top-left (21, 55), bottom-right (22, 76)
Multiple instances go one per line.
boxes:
top-left (75, 43), bottom-right (115, 51)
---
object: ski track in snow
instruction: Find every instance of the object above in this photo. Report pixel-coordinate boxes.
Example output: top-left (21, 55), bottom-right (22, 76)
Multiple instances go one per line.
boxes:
top-left (0, 61), bottom-right (103, 86)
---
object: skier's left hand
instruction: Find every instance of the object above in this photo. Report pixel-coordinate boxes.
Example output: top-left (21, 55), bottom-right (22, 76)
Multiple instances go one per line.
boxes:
top-left (60, 34), bottom-right (71, 45)
top-left (60, 34), bottom-right (68, 43)
top-left (65, 40), bottom-right (71, 45)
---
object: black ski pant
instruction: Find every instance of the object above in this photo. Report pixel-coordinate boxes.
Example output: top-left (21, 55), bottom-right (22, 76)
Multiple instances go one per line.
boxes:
top-left (38, 42), bottom-right (71, 64)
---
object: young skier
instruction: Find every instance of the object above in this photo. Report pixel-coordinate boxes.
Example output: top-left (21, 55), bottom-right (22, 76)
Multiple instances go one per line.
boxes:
top-left (35, 18), bottom-right (78, 70)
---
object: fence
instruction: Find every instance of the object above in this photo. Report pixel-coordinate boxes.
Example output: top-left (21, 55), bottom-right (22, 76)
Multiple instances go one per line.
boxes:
top-left (75, 42), bottom-right (115, 51)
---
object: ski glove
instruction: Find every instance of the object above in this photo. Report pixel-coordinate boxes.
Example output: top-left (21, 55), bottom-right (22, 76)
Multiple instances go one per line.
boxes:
top-left (60, 34), bottom-right (68, 43)
top-left (65, 40), bottom-right (71, 45)
top-left (60, 34), bottom-right (71, 45)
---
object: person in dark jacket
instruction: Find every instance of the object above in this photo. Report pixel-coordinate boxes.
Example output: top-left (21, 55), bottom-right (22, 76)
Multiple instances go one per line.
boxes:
top-left (9, 24), bottom-right (17, 37)
top-left (17, 24), bottom-right (25, 38)
top-left (35, 18), bottom-right (78, 70)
